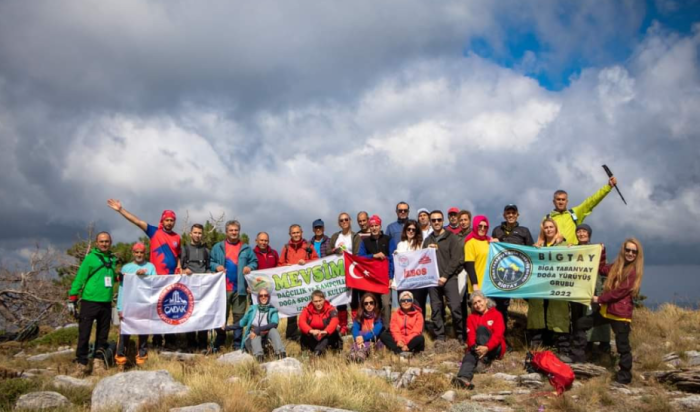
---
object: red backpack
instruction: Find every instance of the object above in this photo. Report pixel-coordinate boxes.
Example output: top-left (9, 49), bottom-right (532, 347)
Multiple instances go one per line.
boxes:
top-left (525, 350), bottom-right (575, 395)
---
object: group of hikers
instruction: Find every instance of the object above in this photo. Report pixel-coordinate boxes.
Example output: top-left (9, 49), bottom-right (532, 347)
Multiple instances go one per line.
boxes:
top-left (67, 174), bottom-right (645, 388)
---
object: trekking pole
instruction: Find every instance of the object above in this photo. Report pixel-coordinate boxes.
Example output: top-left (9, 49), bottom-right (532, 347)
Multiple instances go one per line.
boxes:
top-left (602, 165), bottom-right (627, 205)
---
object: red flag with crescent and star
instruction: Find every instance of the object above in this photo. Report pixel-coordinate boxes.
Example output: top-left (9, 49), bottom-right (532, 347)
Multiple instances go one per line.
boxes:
top-left (343, 251), bottom-right (390, 294)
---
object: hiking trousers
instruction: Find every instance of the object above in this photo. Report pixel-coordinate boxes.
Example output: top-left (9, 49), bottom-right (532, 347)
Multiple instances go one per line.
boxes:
top-left (76, 300), bottom-right (111, 365)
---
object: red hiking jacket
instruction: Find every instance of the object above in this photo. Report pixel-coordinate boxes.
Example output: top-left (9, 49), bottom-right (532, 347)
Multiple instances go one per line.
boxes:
top-left (299, 300), bottom-right (338, 339)
top-left (389, 305), bottom-right (424, 345)
top-left (466, 308), bottom-right (506, 358)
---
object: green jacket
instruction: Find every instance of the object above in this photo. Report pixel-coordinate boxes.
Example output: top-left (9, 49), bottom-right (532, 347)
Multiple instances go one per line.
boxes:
top-left (69, 248), bottom-right (118, 303)
top-left (545, 184), bottom-right (612, 245)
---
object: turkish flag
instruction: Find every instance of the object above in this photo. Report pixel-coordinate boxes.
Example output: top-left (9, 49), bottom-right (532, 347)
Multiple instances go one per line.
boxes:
top-left (344, 251), bottom-right (390, 294)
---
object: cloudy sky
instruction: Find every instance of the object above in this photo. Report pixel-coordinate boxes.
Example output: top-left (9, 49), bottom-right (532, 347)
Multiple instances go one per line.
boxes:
top-left (1, 1), bottom-right (699, 304)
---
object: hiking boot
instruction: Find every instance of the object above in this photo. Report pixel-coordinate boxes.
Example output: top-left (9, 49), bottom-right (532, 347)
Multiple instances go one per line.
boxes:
top-left (255, 354), bottom-right (264, 363)
top-left (135, 354), bottom-right (148, 366)
top-left (452, 376), bottom-right (474, 390)
top-left (277, 352), bottom-right (287, 360)
top-left (73, 362), bottom-right (90, 377)
top-left (92, 358), bottom-right (106, 376)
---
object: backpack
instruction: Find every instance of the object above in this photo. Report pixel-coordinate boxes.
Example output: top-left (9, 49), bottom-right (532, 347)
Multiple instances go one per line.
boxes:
top-left (525, 350), bottom-right (575, 395)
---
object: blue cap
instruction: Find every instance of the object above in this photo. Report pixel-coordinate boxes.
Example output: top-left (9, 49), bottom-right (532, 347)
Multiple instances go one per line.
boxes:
top-left (313, 219), bottom-right (325, 228)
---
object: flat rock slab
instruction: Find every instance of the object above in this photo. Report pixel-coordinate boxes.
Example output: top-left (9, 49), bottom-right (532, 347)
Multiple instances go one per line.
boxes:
top-left (169, 403), bottom-right (222, 412)
top-left (216, 350), bottom-right (255, 366)
top-left (396, 367), bottom-right (440, 388)
top-left (272, 406), bottom-right (357, 412)
top-left (53, 375), bottom-right (93, 389)
top-left (160, 351), bottom-right (197, 361)
top-left (569, 363), bottom-right (608, 379)
top-left (26, 349), bottom-right (74, 362)
top-left (470, 394), bottom-right (507, 402)
top-left (672, 394), bottom-right (700, 410)
top-left (261, 357), bottom-right (303, 376)
top-left (360, 367), bottom-right (401, 383)
top-left (493, 373), bottom-right (518, 382)
top-left (650, 367), bottom-right (700, 393)
top-left (441, 390), bottom-right (457, 402)
top-left (15, 391), bottom-right (71, 410)
top-left (91, 370), bottom-right (189, 412)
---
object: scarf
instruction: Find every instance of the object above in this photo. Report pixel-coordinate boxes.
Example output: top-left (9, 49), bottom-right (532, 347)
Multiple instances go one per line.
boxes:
top-left (465, 215), bottom-right (491, 242)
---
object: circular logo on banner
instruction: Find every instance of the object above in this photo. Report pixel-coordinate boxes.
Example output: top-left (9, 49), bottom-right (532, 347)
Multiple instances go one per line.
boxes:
top-left (398, 255), bottom-right (410, 267)
top-left (157, 283), bottom-right (195, 325)
top-left (489, 249), bottom-right (532, 291)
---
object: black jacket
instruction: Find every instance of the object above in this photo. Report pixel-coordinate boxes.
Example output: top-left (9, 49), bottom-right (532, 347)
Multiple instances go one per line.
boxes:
top-left (491, 222), bottom-right (534, 246)
top-left (422, 230), bottom-right (463, 280)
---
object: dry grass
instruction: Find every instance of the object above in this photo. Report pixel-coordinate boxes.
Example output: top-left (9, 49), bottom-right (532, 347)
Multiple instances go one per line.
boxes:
top-left (1, 303), bottom-right (699, 411)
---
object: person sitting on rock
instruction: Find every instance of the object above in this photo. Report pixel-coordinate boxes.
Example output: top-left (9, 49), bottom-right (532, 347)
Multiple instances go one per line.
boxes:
top-left (380, 291), bottom-right (425, 356)
top-left (453, 291), bottom-right (506, 389)
top-left (348, 293), bottom-right (384, 362)
top-left (298, 289), bottom-right (341, 356)
top-left (239, 288), bottom-right (286, 362)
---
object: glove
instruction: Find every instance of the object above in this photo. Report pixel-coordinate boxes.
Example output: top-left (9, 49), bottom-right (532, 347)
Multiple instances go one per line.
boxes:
top-left (67, 301), bottom-right (77, 318)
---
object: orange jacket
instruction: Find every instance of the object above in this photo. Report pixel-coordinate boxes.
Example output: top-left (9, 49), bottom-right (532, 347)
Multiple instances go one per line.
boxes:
top-left (390, 305), bottom-right (424, 345)
top-left (278, 239), bottom-right (319, 266)
top-left (298, 300), bottom-right (338, 339)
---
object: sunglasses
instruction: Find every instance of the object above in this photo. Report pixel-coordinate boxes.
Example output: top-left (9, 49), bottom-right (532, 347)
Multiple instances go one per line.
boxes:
top-left (406, 227), bottom-right (416, 232)
top-left (363, 301), bottom-right (376, 306)
top-left (624, 248), bottom-right (638, 255)
top-left (400, 299), bottom-right (413, 303)
top-left (339, 218), bottom-right (350, 222)
top-left (259, 294), bottom-right (269, 298)
top-left (431, 218), bottom-right (443, 222)
top-left (397, 209), bottom-right (409, 213)
top-left (478, 224), bottom-right (488, 229)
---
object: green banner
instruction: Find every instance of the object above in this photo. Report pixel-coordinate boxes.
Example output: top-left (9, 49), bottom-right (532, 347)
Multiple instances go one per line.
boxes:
top-left (481, 243), bottom-right (602, 305)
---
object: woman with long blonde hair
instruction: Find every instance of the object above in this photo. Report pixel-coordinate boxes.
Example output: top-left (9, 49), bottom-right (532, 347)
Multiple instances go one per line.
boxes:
top-left (578, 238), bottom-right (644, 384)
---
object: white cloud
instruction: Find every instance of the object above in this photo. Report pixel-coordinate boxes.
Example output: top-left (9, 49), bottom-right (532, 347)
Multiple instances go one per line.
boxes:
top-left (0, 3), bottom-right (698, 263)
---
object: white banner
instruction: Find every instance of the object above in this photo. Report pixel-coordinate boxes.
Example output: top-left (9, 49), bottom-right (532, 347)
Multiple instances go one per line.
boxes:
top-left (393, 248), bottom-right (440, 290)
top-left (120, 273), bottom-right (226, 335)
top-left (245, 255), bottom-right (350, 318)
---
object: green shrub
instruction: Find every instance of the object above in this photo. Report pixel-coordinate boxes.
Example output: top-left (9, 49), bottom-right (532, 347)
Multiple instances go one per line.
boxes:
top-left (29, 326), bottom-right (79, 347)
top-left (0, 378), bottom-right (40, 409)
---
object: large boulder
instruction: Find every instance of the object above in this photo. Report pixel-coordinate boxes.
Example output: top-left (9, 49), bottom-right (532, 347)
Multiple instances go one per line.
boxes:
top-left (260, 357), bottom-right (303, 377)
top-left (91, 370), bottom-right (189, 412)
top-left (272, 406), bottom-right (357, 412)
top-left (673, 394), bottom-right (700, 410)
top-left (15, 391), bottom-right (71, 410)
top-left (216, 350), bottom-right (255, 366)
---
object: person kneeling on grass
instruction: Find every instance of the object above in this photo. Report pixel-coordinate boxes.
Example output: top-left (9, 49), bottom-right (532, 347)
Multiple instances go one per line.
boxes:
top-left (240, 288), bottom-right (286, 362)
top-left (380, 291), bottom-right (425, 356)
top-left (348, 293), bottom-right (384, 362)
top-left (453, 291), bottom-right (506, 390)
top-left (299, 290), bottom-right (341, 356)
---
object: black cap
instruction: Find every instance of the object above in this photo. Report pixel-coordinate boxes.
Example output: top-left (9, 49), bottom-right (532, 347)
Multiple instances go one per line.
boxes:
top-left (504, 204), bottom-right (518, 212)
